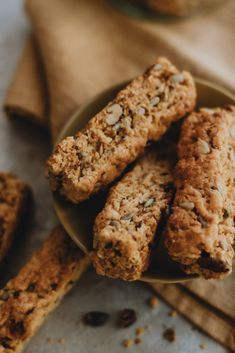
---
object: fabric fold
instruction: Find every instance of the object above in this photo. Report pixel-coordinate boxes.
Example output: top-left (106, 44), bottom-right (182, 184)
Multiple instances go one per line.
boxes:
top-left (152, 281), bottom-right (235, 351)
top-left (4, 36), bottom-right (48, 127)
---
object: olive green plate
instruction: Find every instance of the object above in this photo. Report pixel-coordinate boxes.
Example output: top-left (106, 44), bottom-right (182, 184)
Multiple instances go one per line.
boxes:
top-left (109, 0), bottom-right (225, 21)
top-left (53, 78), bottom-right (235, 283)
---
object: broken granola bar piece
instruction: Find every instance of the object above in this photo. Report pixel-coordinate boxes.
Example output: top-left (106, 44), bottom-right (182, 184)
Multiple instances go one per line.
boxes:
top-left (0, 226), bottom-right (89, 353)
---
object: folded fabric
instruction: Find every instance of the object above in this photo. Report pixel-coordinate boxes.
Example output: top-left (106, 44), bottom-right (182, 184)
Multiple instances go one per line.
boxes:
top-left (3, 0), bottom-right (235, 350)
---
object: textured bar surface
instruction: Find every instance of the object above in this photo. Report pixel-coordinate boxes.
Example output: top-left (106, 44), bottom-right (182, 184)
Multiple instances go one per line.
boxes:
top-left (93, 147), bottom-right (174, 280)
top-left (46, 57), bottom-right (196, 203)
top-left (0, 226), bottom-right (90, 353)
top-left (0, 172), bottom-right (30, 265)
top-left (165, 106), bottom-right (235, 279)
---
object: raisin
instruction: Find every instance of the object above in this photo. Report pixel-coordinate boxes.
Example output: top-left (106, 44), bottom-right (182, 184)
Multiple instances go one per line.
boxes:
top-left (83, 311), bottom-right (109, 327)
top-left (26, 283), bottom-right (36, 292)
top-left (118, 309), bottom-right (137, 328)
top-left (9, 320), bottom-right (26, 337)
top-left (26, 308), bottom-right (34, 315)
top-left (50, 283), bottom-right (58, 290)
top-left (163, 327), bottom-right (176, 342)
top-left (0, 217), bottom-right (4, 236)
top-left (0, 337), bottom-right (11, 349)
top-left (199, 251), bottom-right (229, 273)
top-left (163, 182), bottom-right (174, 192)
top-left (13, 290), bottom-right (20, 299)
top-left (104, 242), bottom-right (113, 249)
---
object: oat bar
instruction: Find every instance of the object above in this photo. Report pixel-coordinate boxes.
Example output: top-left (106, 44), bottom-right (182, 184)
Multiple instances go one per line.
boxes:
top-left (93, 147), bottom-right (174, 280)
top-left (165, 107), bottom-right (235, 279)
top-left (0, 172), bottom-right (30, 266)
top-left (46, 57), bottom-right (196, 204)
top-left (0, 226), bottom-right (90, 353)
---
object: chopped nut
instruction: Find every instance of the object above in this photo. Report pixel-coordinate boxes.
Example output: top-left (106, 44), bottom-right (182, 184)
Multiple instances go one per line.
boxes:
top-left (200, 343), bottom-right (208, 350)
top-left (197, 138), bottom-right (210, 154)
top-left (134, 338), bottom-right (142, 345)
top-left (137, 107), bottom-right (146, 115)
top-left (150, 96), bottom-right (160, 107)
top-left (201, 108), bottom-right (214, 114)
top-left (163, 327), bottom-right (176, 342)
top-left (112, 122), bottom-right (120, 131)
top-left (153, 63), bottom-right (162, 71)
top-left (99, 144), bottom-right (104, 155)
top-left (168, 310), bottom-right (177, 317)
top-left (230, 125), bottom-right (235, 139)
top-left (147, 296), bottom-right (159, 308)
top-left (123, 339), bottom-right (134, 348)
top-left (198, 215), bottom-right (208, 228)
top-left (170, 74), bottom-right (184, 83)
top-left (106, 103), bottom-right (123, 125)
top-left (106, 115), bottom-right (120, 126)
top-left (121, 213), bottom-right (133, 221)
top-left (179, 201), bottom-right (195, 210)
top-left (217, 184), bottom-right (225, 196)
top-left (144, 198), bottom-right (155, 208)
top-left (219, 239), bottom-right (228, 251)
top-left (135, 327), bottom-right (145, 336)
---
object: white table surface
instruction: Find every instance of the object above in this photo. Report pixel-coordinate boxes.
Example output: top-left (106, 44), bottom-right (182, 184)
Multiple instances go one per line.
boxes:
top-left (0, 1), bottom-right (230, 352)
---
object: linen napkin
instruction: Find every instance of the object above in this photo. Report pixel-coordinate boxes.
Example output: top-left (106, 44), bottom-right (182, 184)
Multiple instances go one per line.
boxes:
top-left (3, 0), bottom-right (235, 350)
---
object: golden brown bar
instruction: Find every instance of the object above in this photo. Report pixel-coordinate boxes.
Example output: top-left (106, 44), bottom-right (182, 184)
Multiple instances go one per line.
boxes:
top-left (46, 57), bottom-right (196, 204)
top-left (93, 147), bottom-right (174, 280)
top-left (165, 107), bottom-right (235, 279)
top-left (0, 226), bottom-right (89, 353)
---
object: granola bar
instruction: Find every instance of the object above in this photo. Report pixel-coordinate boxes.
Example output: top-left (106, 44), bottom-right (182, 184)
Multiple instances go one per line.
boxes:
top-left (0, 172), bottom-right (30, 265)
top-left (46, 57), bottom-right (196, 204)
top-left (0, 226), bottom-right (90, 353)
top-left (93, 147), bottom-right (174, 280)
top-left (165, 106), bottom-right (235, 279)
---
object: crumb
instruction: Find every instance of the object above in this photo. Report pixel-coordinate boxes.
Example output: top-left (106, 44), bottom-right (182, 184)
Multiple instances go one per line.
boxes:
top-left (134, 338), bottom-right (142, 345)
top-left (200, 343), bottom-right (208, 350)
top-left (58, 338), bottom-right (65, 344)
top-left (163, 327), bottom-right (176, 342)
top-left (147, 296), bottom-right (159, 308)
top-left (144, 324), bottom-right (151, 330)
top-left (123, 339), bottom-right (134, 348)
top-left (135, 327), bottom-right (145, 337)
top-left (46, 337), bottom-right (53, 344)
top-left (168, 309), bottom-right (177, 317)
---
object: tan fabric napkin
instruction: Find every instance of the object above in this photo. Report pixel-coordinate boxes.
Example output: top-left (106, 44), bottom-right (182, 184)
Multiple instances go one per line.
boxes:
top-left (3, 0), bottom-right (235, 350)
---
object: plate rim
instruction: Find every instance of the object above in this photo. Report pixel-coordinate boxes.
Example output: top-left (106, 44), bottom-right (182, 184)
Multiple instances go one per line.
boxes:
top-left (53, 77), bottom-right (235, 283)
